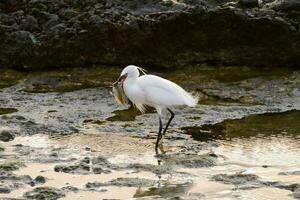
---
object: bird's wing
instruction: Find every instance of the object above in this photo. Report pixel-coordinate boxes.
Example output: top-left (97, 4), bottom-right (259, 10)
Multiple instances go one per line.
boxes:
top-left (138, 75), bottom-right (198, 107)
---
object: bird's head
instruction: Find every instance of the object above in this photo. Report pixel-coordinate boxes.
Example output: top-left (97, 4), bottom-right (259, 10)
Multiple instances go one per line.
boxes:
top-left (116, 65), bottom-right (147, 87)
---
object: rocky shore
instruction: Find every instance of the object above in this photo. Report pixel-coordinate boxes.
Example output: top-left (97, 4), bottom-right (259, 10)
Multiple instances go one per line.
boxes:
top-left (0, 65), bottom-right (299, 199)
top-left (0, 0), bottom-right (299, 69)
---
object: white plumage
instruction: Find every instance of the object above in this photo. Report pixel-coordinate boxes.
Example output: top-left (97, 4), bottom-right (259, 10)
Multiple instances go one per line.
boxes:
top-left (116, 65), bottom-right (198, 154)
top-left (121, 65), bottom-right (197, 113)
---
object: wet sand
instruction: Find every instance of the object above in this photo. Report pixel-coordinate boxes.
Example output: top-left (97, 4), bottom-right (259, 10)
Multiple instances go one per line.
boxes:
top-left (0, 66), bottom-right (299, 199)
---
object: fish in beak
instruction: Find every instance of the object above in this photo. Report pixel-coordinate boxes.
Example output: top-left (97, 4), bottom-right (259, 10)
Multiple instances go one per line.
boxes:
top-left (112, 74), bottom-right (127, 105)
top-left (116, 74), bottom-right (127, 88)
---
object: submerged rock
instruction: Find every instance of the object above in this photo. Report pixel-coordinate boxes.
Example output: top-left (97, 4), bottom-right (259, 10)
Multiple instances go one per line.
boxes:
top-left (126, 163), bottom-right (174, 175)
top-left (54, 163), bottom-right (90, 174)
top-left (268, 182), bottom-right (300, 191)
top-left (211, 173), bottom-right (262, 189)
top-left (61, 185), bottom-right (79, 192)
top-left (292, 191), bottom-right (300, 199)
top-left (23, 187), bottom-right (65, 200)
top-left (162, 153), bottom-right (218, 168)
top-left (54, 157), bottom-right (111, 174)
top-left (0, 185), bottom-right (10, 193)
top-left (0, 160), bottom-right (25, 172)
top-left (86, 177), bottom-right (157, 189)
top-left (134, 183), bottom-right (193, 199)
top-left (0, 130), bottom-right (15, 142)
top-left (34, 176), bottom-right (47, 185)
top-left (0, 172), bottom-right (34, 193)
top-left (278, 171), bottom-right (300, 175)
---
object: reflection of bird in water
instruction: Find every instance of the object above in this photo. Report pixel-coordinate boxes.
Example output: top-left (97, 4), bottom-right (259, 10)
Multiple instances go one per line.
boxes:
top-left (114, 65), bottom-right (198, 154)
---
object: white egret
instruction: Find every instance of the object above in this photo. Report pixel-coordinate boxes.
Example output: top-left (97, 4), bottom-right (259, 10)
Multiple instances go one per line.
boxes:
top-left (115, 65), bottom-right (198, 154)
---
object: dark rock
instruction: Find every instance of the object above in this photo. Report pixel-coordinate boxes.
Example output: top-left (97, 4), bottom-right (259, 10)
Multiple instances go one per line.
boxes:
top-left (0, 13), bottom-right (16, 26)
top-left (162, 153), bottom-right (218, 168)
top-left (54, 157), bottom-right (111, 174)
top-left (211, 173), bottom-right (262, 188)
top-left (278, 171), bottom-right (300, 175)
top-left (277, 183), bottom-right (300, 191)
top-left (133, 183), bottom-right (190, 199)
top-left (58, 8), bottom-right (79, 20)
top-left (54, 163), bottom-right (89, 174)
top-left (43, 15), bottom-right (60, 30)
top-left (0, 130), bottom-right (15, 142)
top-left (92, 165), bottom-right (108, 174)
top-left (15, 115), bottom-right (26, 121)
top-left (0, 172), bottom-right (34, 193)
top-left (9, 31), bottom-right (36, 44)
top-left (20, 15), bottom-right (39, 32)
top-left (264, 181), bottom-right (300, 192)
top-left (278, 172), bottom-right (288, 175)
top-left (85, 182), bottom-right (103, 189)
top-left (238, 0), bottom-right (259, 8)
top-left (0, 185), bottom-right (11, 193)
top-left (189, 193), bottom-right (206, 199)
top-left (126, 163), bottom-right (174, 175)
top-left (23, 187), bottom-right (65, 200)
top-left (48, 23), bottom-right (66, 36)
top-left (108, 177), bottom-right (156, 187)
top-left (273, 0), bottom-right (300, 11)
top-left (85, 182), bottom-right (107, 191)
top-left (34, 176), bottom-right (47, 184)
top-left (0, 0), bottom-right (299, 69)
top-left (1, 0), bottom-right (17, 6)
top-left (61, 186), bottom-right (79, 192)
top-left (81, 157), bottom-right (90, 164)
top-left (0, 161), bottom-right (24, 171)
top-left (86, 178), bottom-right (156, 189)
top-left (292, 191), bottom-right (300, 199)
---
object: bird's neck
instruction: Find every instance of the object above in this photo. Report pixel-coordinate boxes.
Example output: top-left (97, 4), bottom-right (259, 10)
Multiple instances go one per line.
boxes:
top-left (123, 76), bottom-right (138, 93)
top-left (125, 76), bottom-right (138, 85)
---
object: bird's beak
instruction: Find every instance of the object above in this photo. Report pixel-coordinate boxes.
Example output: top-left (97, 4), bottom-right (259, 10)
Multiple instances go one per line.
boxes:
top-left (115, 74), bottom-right (127, 88)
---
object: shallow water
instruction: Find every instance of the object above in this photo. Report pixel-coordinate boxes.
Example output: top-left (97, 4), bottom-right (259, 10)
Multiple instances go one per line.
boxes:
top-left (0, 65), bottom-right (299, 199)
top-left (184, 111), bottom-right (300, 167)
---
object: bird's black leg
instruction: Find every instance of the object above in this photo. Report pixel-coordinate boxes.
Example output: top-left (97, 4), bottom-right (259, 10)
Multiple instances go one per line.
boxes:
top-left (163, 108), bottom-right (175, 136)
top-left (158, 109), bottom-right (175, 153)
top-left (155, 116), bottom-right (163, 155)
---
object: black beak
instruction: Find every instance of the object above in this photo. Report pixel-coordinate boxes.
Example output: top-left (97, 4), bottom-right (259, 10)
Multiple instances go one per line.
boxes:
top-left (113, 74), bottom-right (127, 86)
top-left (117, 74), bottom-right (127, 83)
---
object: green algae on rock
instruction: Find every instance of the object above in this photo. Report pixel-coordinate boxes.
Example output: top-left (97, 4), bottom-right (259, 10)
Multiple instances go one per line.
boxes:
top-left (0, 108), bottom-right (18, 115)
top-left (23, 187), bottom-right (65, 200)
top-left (0, 160), bottom-right (25, 172)
top-left (0, 69), bottom-right (25, 89)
